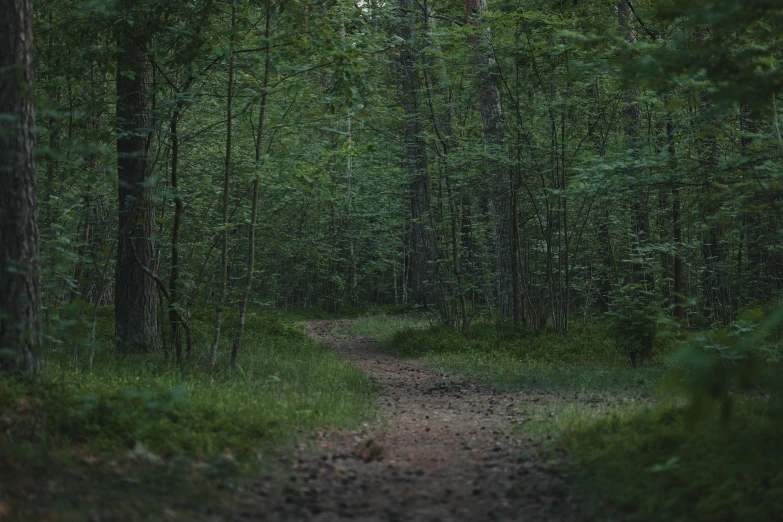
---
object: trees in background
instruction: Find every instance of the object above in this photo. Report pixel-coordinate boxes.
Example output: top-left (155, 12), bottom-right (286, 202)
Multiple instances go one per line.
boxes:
top-left (1, 0), bottom-right (779, 364)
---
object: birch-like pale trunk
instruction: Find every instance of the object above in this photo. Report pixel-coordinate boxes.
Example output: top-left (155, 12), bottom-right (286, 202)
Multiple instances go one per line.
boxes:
top-left (465, 0), bottom-right (512, 318)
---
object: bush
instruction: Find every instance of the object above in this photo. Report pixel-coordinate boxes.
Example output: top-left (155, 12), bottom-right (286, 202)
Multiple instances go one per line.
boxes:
top-left (605, 285), bottom-right (665, 366)
top-left (567, 404), bottom-right (783, 522)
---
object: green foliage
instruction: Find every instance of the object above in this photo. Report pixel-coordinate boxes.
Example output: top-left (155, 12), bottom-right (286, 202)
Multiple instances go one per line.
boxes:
top-left (629, 0), bottom-right (783, 110)
top-left (566, 303), bottom-right (783, 522)
top-left (386, 320), bottom-right (621, 365)
top-left (664, 301), bottom-right (783, 420)
top-left (350, 316), bottom-right (663, 394)
top-left (1, 311), bottom-right (377, 461)
top-left (567, 404), bottom-right (783, 522)
top-left (605, 285), bottom-right (666, 366)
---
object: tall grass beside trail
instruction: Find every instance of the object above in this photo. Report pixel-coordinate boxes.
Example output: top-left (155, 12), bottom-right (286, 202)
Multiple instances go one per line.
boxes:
top-left (0, 305), bottom-right (378, 520)
top-left (355, 316), bottom-right (667, 396)
top-left (277, 302), bottom-right (423, 322)
top-left (2, 304), bottom-right (378, 459)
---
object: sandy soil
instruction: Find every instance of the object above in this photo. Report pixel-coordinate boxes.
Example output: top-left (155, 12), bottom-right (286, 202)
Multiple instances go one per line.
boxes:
top-left (236, 320), bottom-right (584, 522)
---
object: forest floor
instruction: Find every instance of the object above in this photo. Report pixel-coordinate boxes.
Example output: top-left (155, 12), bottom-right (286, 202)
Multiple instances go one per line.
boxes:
top-left (236, 319), bottom-right (585, 522)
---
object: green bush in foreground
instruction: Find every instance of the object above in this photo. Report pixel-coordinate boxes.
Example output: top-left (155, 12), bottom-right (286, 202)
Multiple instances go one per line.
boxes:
top-left (566, 404), bottom-right (783, 522)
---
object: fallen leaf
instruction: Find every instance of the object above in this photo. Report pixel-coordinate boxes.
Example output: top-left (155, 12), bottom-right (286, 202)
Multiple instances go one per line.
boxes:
top-left (128, 442), bottom-right (162, 463)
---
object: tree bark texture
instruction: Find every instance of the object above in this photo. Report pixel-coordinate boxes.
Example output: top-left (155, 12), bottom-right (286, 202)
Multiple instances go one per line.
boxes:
top-left (0, 0), bottom-right (41, 373)
top-left (397, 0), bottom-right (434, 307)
top-left (466, 0), bottom-right (512, 317)
top-left (115, 1), bottom-right (158, 353)
top-left (667, 116), bottom-right (684, 318)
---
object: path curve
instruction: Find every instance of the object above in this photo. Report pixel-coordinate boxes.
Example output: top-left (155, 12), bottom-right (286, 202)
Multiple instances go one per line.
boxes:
top-left (246, 319), bottom-right (580, 522)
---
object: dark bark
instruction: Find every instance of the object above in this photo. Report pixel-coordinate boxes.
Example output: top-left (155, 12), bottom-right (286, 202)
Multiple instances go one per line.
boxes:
top-left (397, 0), bottom-right (433, 307)
top-left (115, 0), bottom-right (158, 353)
top-left (465, 0), bottom-right (512, 317)
top-left (0, 0), bottom-right (41, 373)
top-left (169, 111), bottom-right (184, 359)
top-left (667, 117), bottom-right (684, 318)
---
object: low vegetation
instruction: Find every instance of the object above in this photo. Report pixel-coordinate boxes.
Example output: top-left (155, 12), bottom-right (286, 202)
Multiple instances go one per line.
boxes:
top-left (358, 315), bottom-right (666, 395)
top-left (0, 308), bottom-right (378, 520)
top-left (347, 312), bottom-right (782, 522)
top-left (565, 404), bottom-right (783, 522)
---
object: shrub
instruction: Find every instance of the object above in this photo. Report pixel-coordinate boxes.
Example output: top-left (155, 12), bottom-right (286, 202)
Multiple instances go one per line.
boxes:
top-left (605, 285), bottom-right (664, 366)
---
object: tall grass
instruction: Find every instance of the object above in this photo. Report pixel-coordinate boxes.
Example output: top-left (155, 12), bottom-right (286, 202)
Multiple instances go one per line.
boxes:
top-left (1, 306), bottom-right (379, 519)
top-left (2, 306), bottom-right (378, 460)
top-left (348, 316), bottom-right (666, 395)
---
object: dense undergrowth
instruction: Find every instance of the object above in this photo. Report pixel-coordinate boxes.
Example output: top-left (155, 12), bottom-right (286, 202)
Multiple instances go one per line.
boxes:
top-left (0, 305), bottom-right (378, 520)
top-left (564, 403), bottom-right (783, 522)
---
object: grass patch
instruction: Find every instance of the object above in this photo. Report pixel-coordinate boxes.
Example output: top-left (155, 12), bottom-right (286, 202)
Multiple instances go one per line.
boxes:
top-left (277, 303), bottom-right (422, 322)
top-left (1, 306), bottom-right (378, 520)
top-left (340, 314), bottom-right (430, 341)
top-left (565, 403), bottom-right (783, 522)
top-left (359, 318), bottom-right (666, 396)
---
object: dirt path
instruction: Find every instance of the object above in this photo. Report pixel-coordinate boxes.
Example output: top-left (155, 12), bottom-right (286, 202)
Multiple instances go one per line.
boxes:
top-left (240, 320), bottom-right (582, 522)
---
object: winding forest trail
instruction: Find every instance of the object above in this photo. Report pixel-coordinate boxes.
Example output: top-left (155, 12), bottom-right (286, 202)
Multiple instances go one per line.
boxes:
top-left (243, 319), bottom-right (583, 522)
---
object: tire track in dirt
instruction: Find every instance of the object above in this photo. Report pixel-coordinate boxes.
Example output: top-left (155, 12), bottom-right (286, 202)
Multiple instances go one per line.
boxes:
top-left (240, 319), bottom-right (583, 522)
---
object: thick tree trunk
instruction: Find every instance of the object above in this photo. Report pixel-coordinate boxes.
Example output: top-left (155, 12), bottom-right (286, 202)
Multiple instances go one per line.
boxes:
top-left (115, 1), bottom-right (158, 353)
top-left (397, 0), bottom-right (433, 307)
top-left (0, 0), bottom-right (41, 373)
top-left (465, 0), bottom-right (512, 317)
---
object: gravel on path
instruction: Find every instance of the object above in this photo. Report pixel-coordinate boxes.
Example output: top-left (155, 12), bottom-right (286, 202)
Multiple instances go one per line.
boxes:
top-left (238, 319), bottom-right (584, 522)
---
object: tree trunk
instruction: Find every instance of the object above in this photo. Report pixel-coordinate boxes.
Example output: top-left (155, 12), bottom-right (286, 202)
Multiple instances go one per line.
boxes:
top-left (210, 3), bottom-right (236, 366)
top-left (0, 0), bottom-right (41, 373)
top-left (465, 0), bottom-right (512, 317)
top-left (232, 0), bottom-right (271, 367)
top-left (667, 116), bottom-right (684, 319)
top-left (397, 0), bottom-right (433, 307)
top-left (115, 0), bottom-right (158, 353)
top-left (169, 109), bottom-right (184, 359)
